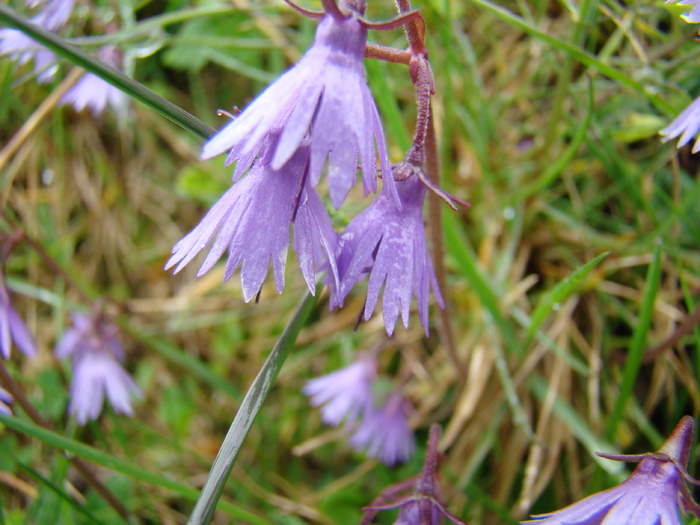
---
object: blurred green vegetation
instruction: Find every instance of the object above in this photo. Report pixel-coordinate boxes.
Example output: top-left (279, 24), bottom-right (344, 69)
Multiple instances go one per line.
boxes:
top-left (0, 0), bottom-right (699, 523)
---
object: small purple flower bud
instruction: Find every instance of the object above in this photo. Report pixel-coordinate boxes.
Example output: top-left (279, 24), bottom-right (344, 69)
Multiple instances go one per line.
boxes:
top-left (55, 312), bottom-right (141, 425)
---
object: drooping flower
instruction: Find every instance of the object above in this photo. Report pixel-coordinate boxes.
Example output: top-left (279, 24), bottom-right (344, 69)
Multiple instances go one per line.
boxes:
top-left (0, 280), bottom-right (36, 359)
top-left (667, 0), bottom-right (700, 22)
top-left (55, 312), bottom-right (141, 425)
top-left (167, 140), bottom-right (338, 301)
top-left (0, 387), bottom-right (12, 416)
top-left (59, 45), bottom-right (125, 116)
top-left (349, 391), bottom-right (415, 466)
top-left (0, 0), bottom-right (77, 83)
top-left (200, 0), bottom-right (395, 209)
top-left (362, 425), bottom-right (467, 525)
top-left (660, 96), bottom-right (700, 153)
top-left (303, 355), bottom-right (376, 426)
top-left (522, 416), bottom-right (700, 525)
top-left (330, 173), bottom-right (443, 336)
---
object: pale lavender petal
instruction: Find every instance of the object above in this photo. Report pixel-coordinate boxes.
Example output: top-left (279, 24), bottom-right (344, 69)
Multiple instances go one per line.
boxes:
top-left (0, 386), bottom-right (11, 415)
top-left (349, 392), bottom-right (415, 466)
top-left (303, 356), bottom-right (376, 426)
top-left (0, 281), bottom-right (36, 359)
top-left (7, 307), bottom-right (37, 357)
top-left (660, 96), bottom-right (700, 153)
top-left (667, 0), bottom-right (700, 22)
top-left (54, 327), bottom-right (81, 359)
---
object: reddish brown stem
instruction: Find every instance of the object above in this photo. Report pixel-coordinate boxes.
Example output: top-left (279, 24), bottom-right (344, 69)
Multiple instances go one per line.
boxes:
top-left (364, 42), bottom-right (411, 64)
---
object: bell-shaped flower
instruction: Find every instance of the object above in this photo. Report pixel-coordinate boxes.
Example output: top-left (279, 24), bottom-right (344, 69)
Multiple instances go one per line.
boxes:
top-left (303, 355), bottom-right (376, 426)
top-left (166, 140), bottom-right (338, 301)
top-left (55, 312), bottom-right (141, 425)
top-left (200, 0), bottom-right (394, 209)
top-left (349, 391), bottom-right (415, 466)
top-left (330, 173), bottom-right (443, 336)
top-left (522, 416), bottom-right (700, 525)
top-left (59, 45), bottom-right (125, 116)
top-left (0, 280), bottom-right (36, 359)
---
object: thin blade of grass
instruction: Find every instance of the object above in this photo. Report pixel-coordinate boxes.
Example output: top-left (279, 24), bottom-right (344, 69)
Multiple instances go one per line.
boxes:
top-left (606, 245), bottom-right (663, 441)
top-left (0, 413), bottom-right (271, 525)
top-left (525, 251), bottom-right (610, 344)
top-left (0, 5), bottom-right (216, 140)
top-left (188, 289), bottom-right (318, 525)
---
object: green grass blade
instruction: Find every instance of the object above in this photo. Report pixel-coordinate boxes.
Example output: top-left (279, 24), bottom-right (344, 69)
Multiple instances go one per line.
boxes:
top-left (188, 289), bottom-right (319, 525)
top-left (466, 0), bottom-right (676, 116)
top-left (0, 5), bottom-right (216, 140)
top-left (606, 245), bottom-right (663, 441)
top-left (0, 414), bottom-right (271, 524)
top-left (443, 212), bottom-right (521, 356)
top-left (529, 374), bottom-right (623, 477)
top-left (525, 251), bottom-right (610, 344)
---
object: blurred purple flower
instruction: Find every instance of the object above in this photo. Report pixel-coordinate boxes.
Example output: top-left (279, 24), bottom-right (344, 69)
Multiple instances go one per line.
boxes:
top-left (59, 46), bottom-right (125, 116)
top-left (0, 280), bottom-right (36, 359)
top-left (668, 0), bottom-right (700, 22)
top-left (522, 416), bottom-right (700, 525)
top-left (330, 174), bottom-right (443, 336)
top-left (55, 312), bottom-right (141, 425)
top-left (350, 391), bottom-right (415, 466)
top-left (660, 96), bottom-right (700, 153)
top-left (0, 0), bottom-right (76, 83)
top-left (0, 386), bottom-right (12, 416)
top-left (303, 355), bottom-right (376, 426)
top-left (166, 141), bottom-right (338, 301)
top-left (201, 7), bottom-right (394, 209)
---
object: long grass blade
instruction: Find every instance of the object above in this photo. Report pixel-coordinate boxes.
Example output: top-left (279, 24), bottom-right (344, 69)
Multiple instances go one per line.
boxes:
top-left (606, 245), bottom-right (663, 441)
top-left (188, 289), bottom-right (319, 525)
top-left (0, 5), bottom-right (216, 140)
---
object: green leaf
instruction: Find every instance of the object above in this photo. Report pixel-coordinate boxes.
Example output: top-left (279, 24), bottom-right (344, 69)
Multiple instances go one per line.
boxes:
top-left (188, 289), bottom-right (319, 525)
top-left (606, 245), bottom-right (663, 441)
top-left (525, 251), bottom-right (611, 343)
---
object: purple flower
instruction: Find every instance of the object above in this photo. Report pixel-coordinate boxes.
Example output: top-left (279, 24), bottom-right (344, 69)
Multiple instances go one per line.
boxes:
top-left (55, 312), bottom-right (141, 425)
top-left (0, 0), bottom-right (76, 83)
top-left (522, 416), bottom-right (700, 525)
top-left (200, 6), bottom-right (394, 209)
top-left (667, 0), bottom-right (700, 22)
top-left (303, 355), bottom-right (376, 426)
top-left (660, 96), bottom-right (700, 153)
top-left (349, 391), bottom-right (415, 466)
top-left (0, 280), bottom-right (36, 359)
top-left (59, 46), bottom-right (125, 116)
top-left (0, 386), bottom-right (12, 416)
top-left (330, 174), bottom-right (443, 336)
top-left (166, 141), bottom-right (339, 301)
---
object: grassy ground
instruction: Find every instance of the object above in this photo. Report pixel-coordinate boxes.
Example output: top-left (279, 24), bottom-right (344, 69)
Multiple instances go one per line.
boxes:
top-left (0, 0), bottom-right (699, 523)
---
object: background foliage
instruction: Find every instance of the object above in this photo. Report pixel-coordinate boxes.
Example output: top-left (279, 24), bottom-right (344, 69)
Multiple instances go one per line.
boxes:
top-left (0, 0), bottom-right (699, 523)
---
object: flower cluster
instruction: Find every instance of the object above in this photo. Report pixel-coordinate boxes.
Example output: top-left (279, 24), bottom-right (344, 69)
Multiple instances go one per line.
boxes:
top-left (168, 0), bottom-right (443, 337)
top-left (55, 311), bottom-right (141, 425)
top-left (303, 356), bottom-right (416, 466)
